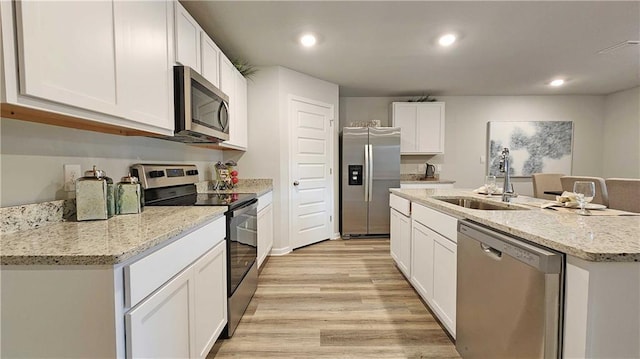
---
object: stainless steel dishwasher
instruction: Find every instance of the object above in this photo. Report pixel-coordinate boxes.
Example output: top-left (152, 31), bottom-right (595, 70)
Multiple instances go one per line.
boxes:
top-left (456, 220), bottom-right (564, 359)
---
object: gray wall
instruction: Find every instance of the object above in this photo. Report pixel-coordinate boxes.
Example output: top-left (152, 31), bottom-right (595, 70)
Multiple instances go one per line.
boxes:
top-left (0, 118), bottom-right (222, 207)
top-left (340, 93), bottom-right (638, 196)
top-left (602, 86), bottom-right (640, 178)
top-left (225, 66), bottom-right (340, 253)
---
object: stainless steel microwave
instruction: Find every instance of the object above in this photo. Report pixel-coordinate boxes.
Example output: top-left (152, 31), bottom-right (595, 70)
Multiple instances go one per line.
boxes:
top-left (173, 66), bottom-right (229, 143)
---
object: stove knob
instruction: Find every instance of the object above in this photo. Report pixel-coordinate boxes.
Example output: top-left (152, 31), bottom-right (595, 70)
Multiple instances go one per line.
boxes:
top-left (186, 169), bottom-right (199, 176)
top-left (149, 170), bottom-right (165, 178)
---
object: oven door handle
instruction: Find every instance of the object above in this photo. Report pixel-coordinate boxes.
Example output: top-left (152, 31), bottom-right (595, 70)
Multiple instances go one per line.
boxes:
top-left (229, 201), bottom-right (258, 217)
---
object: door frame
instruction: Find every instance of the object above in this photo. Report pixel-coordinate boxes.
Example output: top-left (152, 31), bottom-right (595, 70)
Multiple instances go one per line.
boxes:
top-left (287, 94), bottom-right (335, 250)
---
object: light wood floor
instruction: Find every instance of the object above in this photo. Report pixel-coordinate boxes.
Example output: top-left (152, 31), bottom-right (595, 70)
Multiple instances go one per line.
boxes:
top-left (208, 238), bottom-right (460, 358)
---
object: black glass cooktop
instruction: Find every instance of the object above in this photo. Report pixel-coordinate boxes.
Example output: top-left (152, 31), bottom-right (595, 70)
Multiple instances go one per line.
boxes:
top-left (144, 184), bottom-right (256, 209)
top-left (194, 193), bottom-right (256, 207)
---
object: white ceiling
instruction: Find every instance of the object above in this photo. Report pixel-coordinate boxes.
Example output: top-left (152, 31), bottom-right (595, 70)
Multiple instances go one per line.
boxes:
top-left (181, 1), bottom-right (640, 97)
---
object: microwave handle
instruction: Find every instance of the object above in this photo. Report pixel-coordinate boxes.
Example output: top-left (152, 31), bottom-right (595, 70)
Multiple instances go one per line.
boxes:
top-left (218, 101), bottom-right (229, 131)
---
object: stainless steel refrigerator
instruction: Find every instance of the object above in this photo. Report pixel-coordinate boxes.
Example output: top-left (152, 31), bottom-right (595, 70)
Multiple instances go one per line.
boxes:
top-left (341, 127), bottom-right (400, 238)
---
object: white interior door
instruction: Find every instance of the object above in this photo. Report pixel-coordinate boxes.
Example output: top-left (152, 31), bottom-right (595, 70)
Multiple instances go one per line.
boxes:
top-left (290, 96), bottom-right (333, 249)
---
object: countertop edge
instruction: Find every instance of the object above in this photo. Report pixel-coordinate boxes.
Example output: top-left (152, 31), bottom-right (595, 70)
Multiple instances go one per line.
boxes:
top-left (400, 179), bottom-right (456, 184)
top-left (1, 209), bottom-right (227, 266)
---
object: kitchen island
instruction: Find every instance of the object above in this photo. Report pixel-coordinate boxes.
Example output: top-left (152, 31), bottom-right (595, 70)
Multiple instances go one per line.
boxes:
top-left (390, 188), bottom-right (640, 358)
top-left (391, 188), bottom-right (640, 262)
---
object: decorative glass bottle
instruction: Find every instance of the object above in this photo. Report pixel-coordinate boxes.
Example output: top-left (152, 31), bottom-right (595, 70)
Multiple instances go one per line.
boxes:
top-left (75, 166), bottom-right (115, 221)
top-left (116, 174), bottom-right (144, 215)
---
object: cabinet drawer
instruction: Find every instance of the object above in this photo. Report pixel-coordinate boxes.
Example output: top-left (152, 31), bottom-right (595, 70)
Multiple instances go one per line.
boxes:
top-left (390, 194), bottom-right (410, 216)
top-left (125, 216), bottom-right (225, 308)
top-left (258, 191), bottom-right (273, 212)
top-left (412, 203), bottom-right (457, 242)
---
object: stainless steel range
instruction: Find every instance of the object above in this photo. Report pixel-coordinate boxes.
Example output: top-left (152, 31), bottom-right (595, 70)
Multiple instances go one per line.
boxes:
top-left (131, 163), bottom-right (258, 338)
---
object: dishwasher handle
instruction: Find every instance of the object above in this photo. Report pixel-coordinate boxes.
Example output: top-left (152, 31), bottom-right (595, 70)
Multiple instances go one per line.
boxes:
top-left (458, 220), bottom-right (563, 274)
top-left (480, 243), bottom-right (503, 260)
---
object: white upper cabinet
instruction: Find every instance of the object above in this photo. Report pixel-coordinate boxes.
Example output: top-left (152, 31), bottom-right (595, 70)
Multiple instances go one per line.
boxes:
top-left (16, 1), bottom-right (118, 115)
top-left (174, 2), bottom-right (201, 72)
top-left (173, 3), bottom-right (247, 150)
top-left (8, 0), bottom-right (174, 135)
top-left (392, 102), bottom-right (445, 154)
top-left (219, 54), bottom-right (248, 151)
top-left (174, 1), bottom-right (220, 88)
top-left (115, 0), bottom-right (173, 131)
top-left (200, 34), bottom-right (221, 88)
top-left (227, 70), bottom-right (248, 150)
top-left (219, 54), bottom-right (235, 98)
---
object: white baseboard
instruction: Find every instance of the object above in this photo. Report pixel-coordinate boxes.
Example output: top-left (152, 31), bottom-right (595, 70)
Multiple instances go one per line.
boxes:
top-left (269, 246), bottom-right (292, 256)
top-left (331, 232), bottom-right (341, 240)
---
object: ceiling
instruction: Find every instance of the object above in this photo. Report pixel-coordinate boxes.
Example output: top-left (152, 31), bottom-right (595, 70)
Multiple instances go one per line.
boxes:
top-left (181, 1), bottom-right (640, 97)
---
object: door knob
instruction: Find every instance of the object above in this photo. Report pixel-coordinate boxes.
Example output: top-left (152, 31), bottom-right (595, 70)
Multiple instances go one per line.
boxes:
top-left (293, 180), bottom-right (300, 186)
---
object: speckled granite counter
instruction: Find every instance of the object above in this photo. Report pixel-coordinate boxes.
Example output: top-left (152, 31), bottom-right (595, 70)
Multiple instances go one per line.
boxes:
top-left (1, 178), bottom-right (272, 266)
top-left (196, 178), bottom-right (273, 196)
top-left (1, 206), bottom-right (226, 266)
top-left (391, 188), bottom-right (640, 262)
top-left (400, 174), bottom-right (456, 185)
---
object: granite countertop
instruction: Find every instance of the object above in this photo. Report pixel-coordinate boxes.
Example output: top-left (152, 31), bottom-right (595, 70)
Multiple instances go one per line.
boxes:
top-left (1, 206), bottom-right (227, 266)
top-left (400, 174), bottom-right (455, 184)
top-left (1, 178), bottom-right (273, 266)
top-left (391, 188), bottom-right (640, 262)
top-left (196, 178), bottom-right (273, 196)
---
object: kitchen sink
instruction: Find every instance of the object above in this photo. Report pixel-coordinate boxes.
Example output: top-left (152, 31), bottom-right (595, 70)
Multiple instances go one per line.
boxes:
top-left (434, 197), bottom-right (529, 210)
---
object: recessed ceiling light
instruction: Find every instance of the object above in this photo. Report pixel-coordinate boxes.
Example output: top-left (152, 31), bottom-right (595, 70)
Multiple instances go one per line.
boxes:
top-left (549, 79), bottom-right (565, 87)
top-left (300, 33), bottom-right (317, 47)
top-left (438, 33), bottom-right (457, 47)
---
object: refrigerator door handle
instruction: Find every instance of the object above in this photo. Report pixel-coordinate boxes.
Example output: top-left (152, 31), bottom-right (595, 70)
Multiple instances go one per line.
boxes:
top-left (364, 144), bottom-right (369, 202)
top-left (368, 144), bottom-right (373, 202)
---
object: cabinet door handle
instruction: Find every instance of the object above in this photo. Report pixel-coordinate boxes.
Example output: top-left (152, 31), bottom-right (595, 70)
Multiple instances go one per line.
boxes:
top-left (293, 180), bottom-right (299, 186)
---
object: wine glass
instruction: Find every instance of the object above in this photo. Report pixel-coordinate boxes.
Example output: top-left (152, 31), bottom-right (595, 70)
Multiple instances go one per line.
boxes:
top-left (485, 175), bottom-right (497, 196)
top-left (573, 181), bottom-right (595, 215)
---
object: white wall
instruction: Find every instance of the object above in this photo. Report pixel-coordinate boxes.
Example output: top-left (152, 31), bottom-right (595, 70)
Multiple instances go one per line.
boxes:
top-left (340, 95), bottom-right (607, 196)
top-left (602, 86), bottom-right (640, 178)
top-left (227, 66), bottom-right (339, 254)
top-left (0, 118), bottom-right (222, 207)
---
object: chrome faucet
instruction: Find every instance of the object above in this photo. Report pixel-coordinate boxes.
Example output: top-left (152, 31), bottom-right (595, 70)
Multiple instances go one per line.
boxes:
top-left (499, 148), bottom-right (517, 202)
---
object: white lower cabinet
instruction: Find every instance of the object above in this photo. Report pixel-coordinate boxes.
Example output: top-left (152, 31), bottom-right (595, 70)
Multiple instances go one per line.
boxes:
top-left (430, 229), bottom-right (457, 336)
top-left (126, 266), bottom-right (194, 358)
top-left (126, 230), bottom-right (227, 359)
top-left (0, 216), bottom-right (227, 359)
top-left (390, 194), bottom-right (412, 278)
top-left (390, 208), bottom-right (411, 277)
top-left (257, 191), bottom-right (274, 269)
top-left (408, 202), bottom-right (457, 338)
top-left (193, 241), bottom-right (227, 359)
top-left (410, 221), bottom-right (434, 300)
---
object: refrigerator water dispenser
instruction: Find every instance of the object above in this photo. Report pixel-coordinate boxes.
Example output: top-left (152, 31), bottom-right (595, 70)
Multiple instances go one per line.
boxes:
top-left (348, 165), bottom-right (363, 185)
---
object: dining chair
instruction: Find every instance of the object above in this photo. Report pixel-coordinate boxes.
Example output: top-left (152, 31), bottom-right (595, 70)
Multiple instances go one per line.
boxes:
top-left (531, 173), bottom-right (564, 200)
top-left (605, 178), bottom-right (640, 213)
top-left (560, 176), bottom-right (609, 206)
